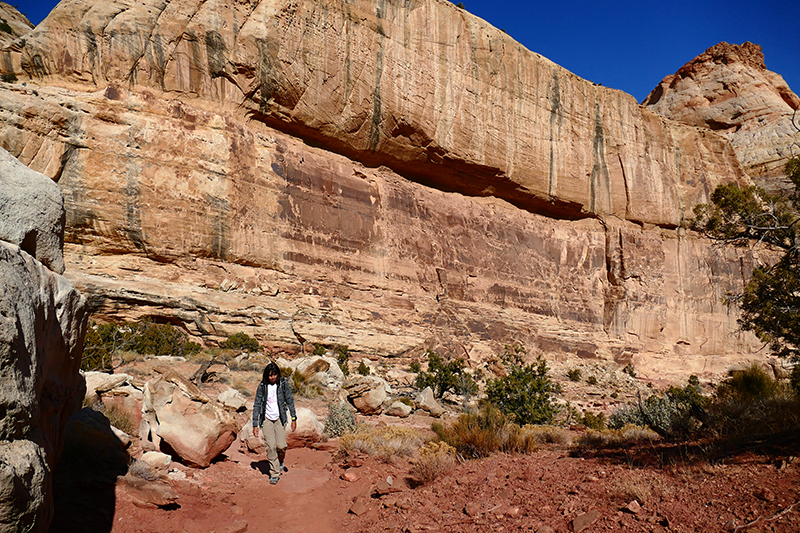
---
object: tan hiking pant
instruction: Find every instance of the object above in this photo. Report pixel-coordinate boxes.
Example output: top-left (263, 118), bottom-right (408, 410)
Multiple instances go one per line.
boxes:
top-left (261, 418), bottom-right (287, 477)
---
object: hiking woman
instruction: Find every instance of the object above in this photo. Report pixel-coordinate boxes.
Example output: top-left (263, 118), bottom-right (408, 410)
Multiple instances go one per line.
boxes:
top-left (253, 362), bottom-right (297, 484)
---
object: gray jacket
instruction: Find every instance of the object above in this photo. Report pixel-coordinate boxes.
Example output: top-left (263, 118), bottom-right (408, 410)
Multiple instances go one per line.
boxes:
top-left (252, 377), bottom-right (297, 427)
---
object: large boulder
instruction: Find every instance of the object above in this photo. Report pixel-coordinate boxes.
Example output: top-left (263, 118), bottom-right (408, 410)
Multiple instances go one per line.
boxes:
top-left (415, 387), bottom-right (445, 417)
top-left (344, 375), bottom-right (390, 415)
top-left (140, 368), bottom-right (239, 468)
top-left (0, 149), bottom-right (88, 531)
top-left (296, 356), bottom-right (346, 389)
top-left (239, 407), bottom-right (324, 453)
top-left (0, 148), bottom-right (66, 274)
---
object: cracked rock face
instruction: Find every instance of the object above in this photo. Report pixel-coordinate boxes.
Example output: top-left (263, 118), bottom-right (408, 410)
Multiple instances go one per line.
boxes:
top-left (0, 1), bottom-right (778, 379)
top-left (643, 41), bottom-right (800, 194)
top-left (0, 147), bottom-right (88, 532)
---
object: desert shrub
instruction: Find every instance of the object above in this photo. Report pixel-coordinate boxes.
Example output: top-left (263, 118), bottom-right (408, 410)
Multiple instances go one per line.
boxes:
top-left (335, 345), bottom-right (351, 376)
top-left (521, 424), bottom-right (571, 445)
top-left (324, 401), bottom-right (357, 438)
top-left (609, 378), bottom-right (705, 438)
top-left (81, 323), bottom-right (113, 371)
top-left (715, 363), bottom-right (777, 402)
top-left (312, 343), bottom-right (327, 356)
top-left (484, 346), bottom-right (558, 425)
top-left (129, 319), bottom-right (199, 357)
top-left (576, 424), bottom-right (660, 449)
top-left (705, 364), bottom-right (800, 436)
top-left (580, 411), bottom-right (606, 430)
top-left (587, 375), bottom-right (599, 386)
top-left (414, 350), bottom-right (475, 400)
top-left (567, 368), bottom-right (582, 382)
top-left (357, 361), bottom-right (371, 375)
top-left (397, 396), bottom-right (415, 407)
top-left (220, 332), bottom-right (260, 352)
top-left (288, 370), bottom-right (322, 398)
top-left (0, 19), bottom-right (12, 34)
top-left (410, 441), bottom-right (458, 485)
top-left (432, 403), bottom-right (536, 458)
top-left (128, 459), bottom-right (160, 481)
top-left (622, 363), bottom-right (636, 377)
top-left (1, 72), bottom-right (17, 83)
top-left (409, 361), bottom-right (421, 373)
top-left (99, 403), bottom-right (136, 435)
top-left (339, 424), bottom-right (423, 459)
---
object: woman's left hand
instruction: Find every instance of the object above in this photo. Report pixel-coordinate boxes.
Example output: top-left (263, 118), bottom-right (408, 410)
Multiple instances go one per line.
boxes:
top-left (291, 420), bottom-right (297, 432)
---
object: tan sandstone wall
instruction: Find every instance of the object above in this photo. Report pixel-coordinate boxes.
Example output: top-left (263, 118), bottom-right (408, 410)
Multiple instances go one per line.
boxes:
top-left (0, 0), bottom-right (770, 376)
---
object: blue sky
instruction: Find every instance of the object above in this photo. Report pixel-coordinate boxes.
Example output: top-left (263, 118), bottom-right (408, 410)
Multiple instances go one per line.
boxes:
top-left (18, 0), bottom-right (799, 103)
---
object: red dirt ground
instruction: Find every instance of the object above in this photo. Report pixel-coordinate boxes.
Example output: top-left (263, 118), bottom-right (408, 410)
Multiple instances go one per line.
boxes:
top-left (52, 428), bottom-right (800, 533)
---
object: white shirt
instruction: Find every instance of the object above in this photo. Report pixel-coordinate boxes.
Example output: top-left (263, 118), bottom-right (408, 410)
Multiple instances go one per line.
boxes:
top-left (264, 383), bottom-right (280, 421)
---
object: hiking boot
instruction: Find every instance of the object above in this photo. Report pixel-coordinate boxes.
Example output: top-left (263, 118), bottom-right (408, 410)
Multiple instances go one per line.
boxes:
top-left (280, 463), bottom-right (288, 473)
top-left (269, 476), bottom-right (279, 485)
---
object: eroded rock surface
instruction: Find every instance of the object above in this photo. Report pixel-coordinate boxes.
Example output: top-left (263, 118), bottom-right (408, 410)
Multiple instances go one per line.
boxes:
top-left (140, 367), bottom-right (238, 468)
top-left (0, 2), bottom-right (33, 48)
top-left (644, 42), bottom-right (800, 193)
top-left (0, 149), bottom-right (88, 531)
top-left (0, 0), bottom-right (777, 381)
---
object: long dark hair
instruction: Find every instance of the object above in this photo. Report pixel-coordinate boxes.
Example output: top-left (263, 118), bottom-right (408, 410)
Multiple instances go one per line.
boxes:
top-left (262, 361), bottom-right (281, 384)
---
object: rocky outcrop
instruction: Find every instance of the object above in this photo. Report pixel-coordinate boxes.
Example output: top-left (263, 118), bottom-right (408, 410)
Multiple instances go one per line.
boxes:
top-left (140, 367), bottom-right (238, 468)
top-left (643, 42), bottom-right (800, 193)
top-left (0, 147), bottom-right (88, 531)
top-left (345, 375), bottom-right (390, 415)
top-left (0, 2), bottom-right (32, 48)
top-left (0, 0), bottom-right (776, 379)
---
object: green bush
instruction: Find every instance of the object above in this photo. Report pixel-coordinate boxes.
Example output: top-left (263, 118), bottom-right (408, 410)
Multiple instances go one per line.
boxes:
top-left (81, 324), bottom-right (113, 371)
top-left (414, 350), bottom-right (475, 400)
top-left (567, 368), bottom-right (582, 382)
top-left (622, 363), bottom-right (636, 377)
top-left (409, 361), bottom-right (421, 373)
top-left (335, 345), bottom-right (350, 376)
top-left (587, 375), bottom-right (599, 386)
top-left (580, 411), bottom-right (606, 430)
top-left (484, 346), bottom-right (558, 425)
top-left (1, 72), bottom-right (17, 83)
top-left (324, 401), bottom-right (357, 437)
top-left (312, 343), bottom-right (327, 356)
top-left (82, 319), bottom-right (202, 370)
top-left (357, 361), bottom-right (371, 375)
top-left (432, 403), bottom-right (536, 458)
top-left (0, 19), bottom-right (12, 34)
top-left (716, 363), bottom-right (777, 402)
top-left (609, 378), bottom-right (705, 438)
top-left (220, 332), bottom-right (260, 352)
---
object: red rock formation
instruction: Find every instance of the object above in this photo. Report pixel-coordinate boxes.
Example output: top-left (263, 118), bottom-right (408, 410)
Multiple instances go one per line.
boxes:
top-left (644, 42), bottom-right (800, 192)
top-left (0, 1), bottom-right (778, 378)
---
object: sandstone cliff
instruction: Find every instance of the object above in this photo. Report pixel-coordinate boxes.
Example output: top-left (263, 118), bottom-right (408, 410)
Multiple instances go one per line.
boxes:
top-left (0, 1), bottom-right (32, 49)
top-left (0, 0), bottom-right (773, 377)
top-left (643, 42), bottom-right (800, 193)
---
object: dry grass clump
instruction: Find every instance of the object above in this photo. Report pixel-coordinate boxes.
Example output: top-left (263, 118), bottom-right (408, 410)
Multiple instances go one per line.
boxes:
top-left (99, 403), bottom-right (137, 435)
top-left (522, 424), bottom-right (572, 445)
top-left (432, 404), bottom-right (539, 458)
top-left (339, 424), bottom-right (424, 460)
top-left (128, 459), bottom-right (160, 481)
top-left (576, 424), bottom-right (660, 449)
top-left (410, 441), bottom-right (459, 485)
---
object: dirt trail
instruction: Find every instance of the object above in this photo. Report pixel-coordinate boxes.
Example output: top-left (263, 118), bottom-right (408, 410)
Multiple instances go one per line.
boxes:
top-left (110, 446), bottom-right (362, 533)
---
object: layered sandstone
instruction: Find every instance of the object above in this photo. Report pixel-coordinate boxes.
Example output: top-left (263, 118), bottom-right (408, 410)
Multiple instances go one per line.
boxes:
top-left (643, 42), bottom-right (800, 193)
top-left (3, 0), bottom-right (747, 226)
top-left (0, 0), bottom-right (775, 378)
